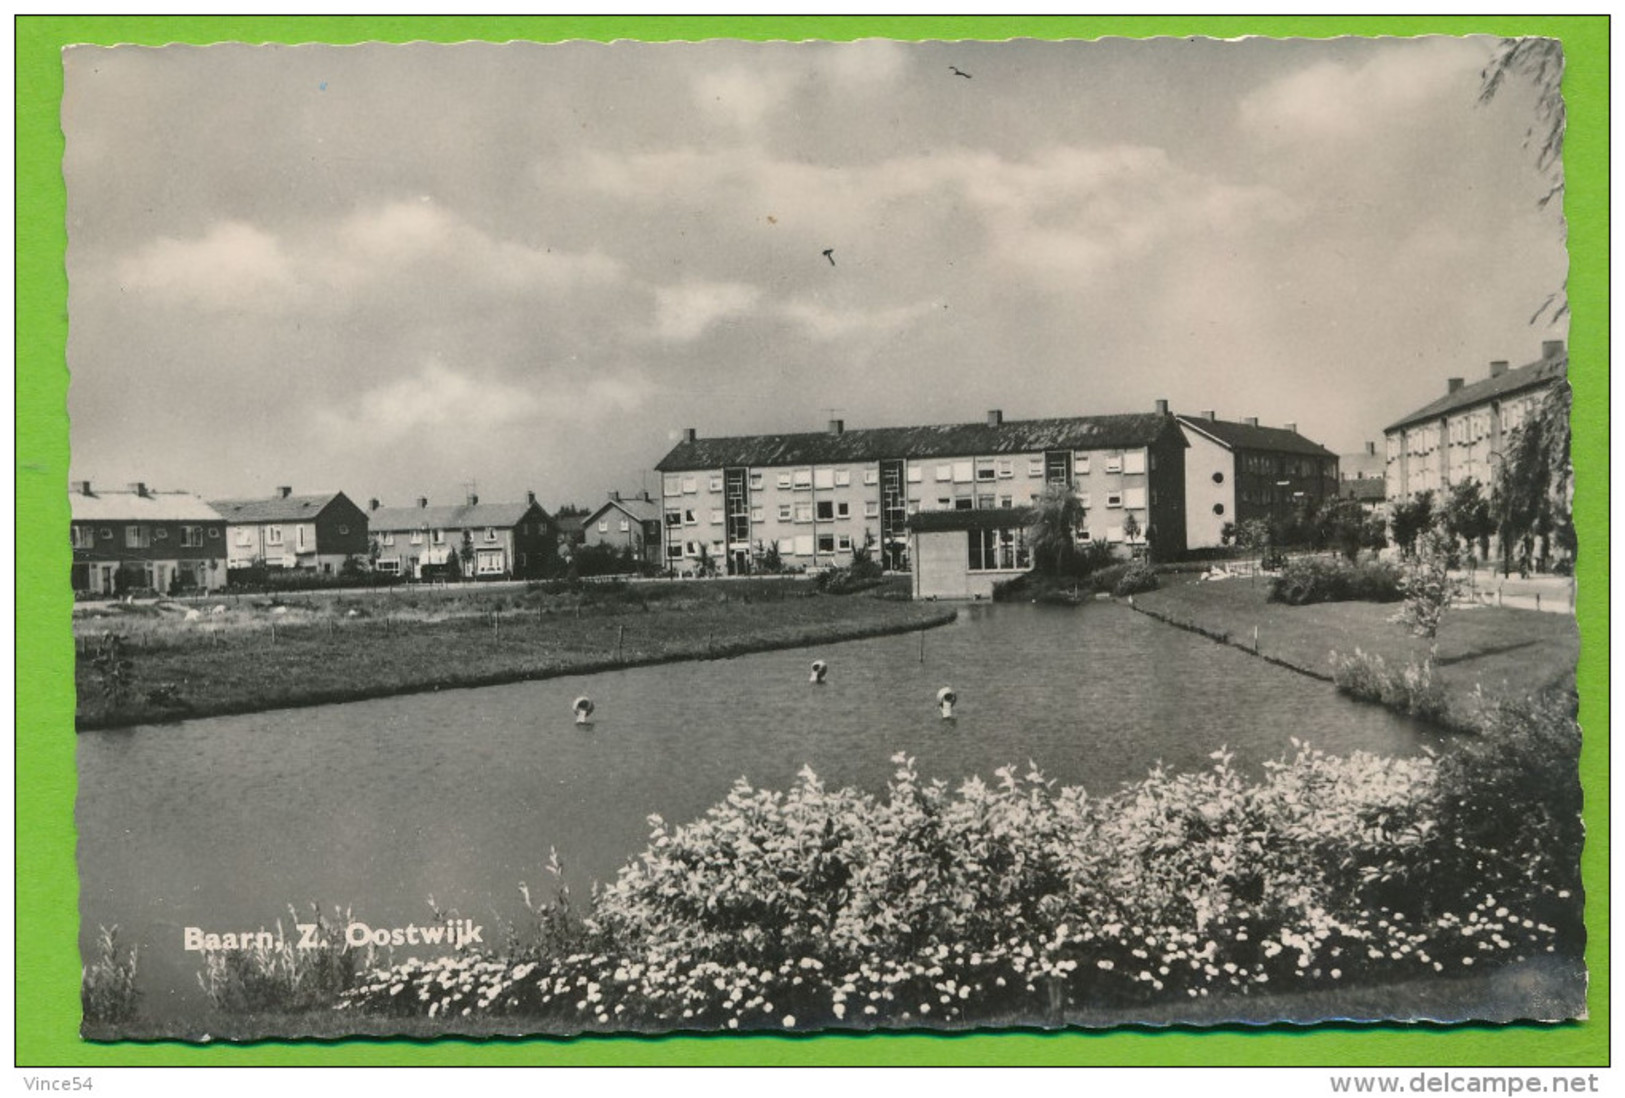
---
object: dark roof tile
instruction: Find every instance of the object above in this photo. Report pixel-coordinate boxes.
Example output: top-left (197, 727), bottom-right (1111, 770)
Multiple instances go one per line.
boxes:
top-left (1176, 417), bottom-right (1336, 458)
top-left (1385, 352), bottom-right (1566, 432)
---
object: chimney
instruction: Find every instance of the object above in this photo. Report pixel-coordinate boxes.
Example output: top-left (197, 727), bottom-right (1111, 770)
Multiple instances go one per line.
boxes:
top-left (1243, 417), bottom-right (1259, 428)
top-left (1365, 441), bottom-right (1376, 456)
top-left (1542, 339), bottom-right (1565, 359)
top-left (368, 498), bottom-right (380, 511)
top-left (467, 492), bottom-right (478, 506)
top-left (526, 490), bottom-right (537, 507)
top-left (1490, 360), bottom-right (1510, 378)
top-left (128, 482), bottom-right (148, 497)
top-left (1154, 399), bottom-right (1169, 416)
top-left (276, 486), bottom-right (292, 499)
top-left (682, 428), bottom-right (697, 443)
top-left (828, 419), bottom-right (845, 435)
top-left (78, 480), bottom-right (92, 496)
top-left (417, 497), bottom-right (428, 509)
top-left (1284, 422), bottom-right (1297, 434)
top-left (611, 489), bottom-right (622, 502)
top-left (1201, 410), bottom-right (1217, 422)
top-left (1447, 377), bottom-right (1465, 393)
top-left (987, 409), bottom-right (1003, 427)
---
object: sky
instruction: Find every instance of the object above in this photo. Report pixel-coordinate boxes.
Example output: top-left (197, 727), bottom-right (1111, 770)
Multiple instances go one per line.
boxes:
top-left (62, 35), bottom-right (1568, 514)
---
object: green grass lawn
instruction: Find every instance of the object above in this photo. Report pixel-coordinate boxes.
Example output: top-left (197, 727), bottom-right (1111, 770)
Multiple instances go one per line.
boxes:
top-left (1134, 577), bottom-right (1577, 708)
top-left (74, 580), bottom-right (954, 729)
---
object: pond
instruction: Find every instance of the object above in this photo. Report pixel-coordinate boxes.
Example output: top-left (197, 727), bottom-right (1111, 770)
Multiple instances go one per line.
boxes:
top-left (77, 600), bottom-right (1433, 1018)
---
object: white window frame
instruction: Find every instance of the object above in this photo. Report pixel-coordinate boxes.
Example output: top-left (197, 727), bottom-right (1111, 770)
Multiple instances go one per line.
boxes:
top-left (935, 464), bottom-right (953, 482)
top-left (836, 534), bottom-right (853, 552)
top-left (795, 503), bottom-right (813, 524)
top-left (863, 469), bottom-right (879, 486)
top-left (181, 526), bottom-right (204, 548)
top-left (1074, 454), bottom-right (1091, 476)
top-left (266, 525), bottom-right (284, 546)
top-left (836, 501), bottom-right (851, 519)
top-left (777, 473), bottom-right (793, 489)
top-left (71, 525), bottom-right (93, 549)
top-left (834, 469), bottom-right (851, 487)
top-left (814, 469), bottom-right (835, 490)
top-left (1123, 487), bottom-right (1147, 509)
top-left (1105, 456), bottom-right (1123, 474)
top-left (793, 469), bottom-right (813, 490)
top-left (953, 461), bottom-right (973, 483)
top-left (816, 533), bottom-right (836, 554)
top-left (778, 504), bottom-right (793, 522)
top-left (1027, 457), bottom-right (1044, 477)
top-left (750, 507), bottom-right (764, 522)
top-left (1123, 452), bottom-right (1146, 475)
top-left (476, 549), bottom-right (505, 575)
top-left (663, 475), bottom-right (683, 497)
top-left (1105, 492), bottom-right (1124, 509)
top-left (125, 525), bottom-right (150, 549)
top-left (618, 519), bottom-right (630, 533)
top-left (864, 501), bottom-right (880, 518)
top-left (383, 533), bottom-right (396, 546)
top-left (815, 500), bottom-right (835, 521)
top-left (997, 458), bottom-right (1014, 479)
top-left (708, 476), bottom-right (723, 493)
top-left (906, 466), bottom-right (922, 483)
top-left (709, 509), bottom-right (724, 525)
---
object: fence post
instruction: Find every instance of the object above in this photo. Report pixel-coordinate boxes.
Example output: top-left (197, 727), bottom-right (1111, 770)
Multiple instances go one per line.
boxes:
top-left (617, 624), bottom-right (625, 662)
top-left (1253, 625), bottom-right (1259, 653)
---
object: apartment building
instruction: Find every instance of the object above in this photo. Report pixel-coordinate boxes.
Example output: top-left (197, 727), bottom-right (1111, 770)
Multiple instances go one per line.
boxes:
top-left (1177, 414), bottom-right (1340, 549)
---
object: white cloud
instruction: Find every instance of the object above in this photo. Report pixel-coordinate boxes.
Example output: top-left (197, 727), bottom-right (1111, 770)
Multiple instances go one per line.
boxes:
top-left (114, 220), bottom-right (301, 311)
top-left (778, 298), bottom-right (939, 342)
top-left (317, 361), bottom-right (541, 443)
top-left (692, 66), bottom-right (798, 130)
top-left (654, 279), bottom-right (761, 342)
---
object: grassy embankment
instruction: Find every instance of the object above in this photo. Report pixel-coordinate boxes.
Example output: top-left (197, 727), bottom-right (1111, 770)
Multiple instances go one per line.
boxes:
top-left (1131, 576), bottom-right (1578, 724)
top-left (73, 578), bottom-right (956, 729)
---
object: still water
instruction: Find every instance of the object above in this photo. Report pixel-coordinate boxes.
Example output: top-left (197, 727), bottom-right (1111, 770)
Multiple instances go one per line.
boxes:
top-left (78, 601), bottom-right (1431, 1016)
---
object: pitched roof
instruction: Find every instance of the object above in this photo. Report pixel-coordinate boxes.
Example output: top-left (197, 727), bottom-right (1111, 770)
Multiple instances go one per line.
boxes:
top-left (70, 489), bottom-right (223, 523)
top-left (1176, 416), bottom-right (1337, 458)
top-left (907, 507), bottom-right (1039, 532)
top-left (208, 491), bottom-right (357, 524)
top-left (586, 495), bottom-right (662, 526)
top-left (656, 413), bottom-right (1181, 472)
top-left (1341, 478), bottom-right (1387, 503)
top-left (1338, 449), bottom-right (1386, 481)
top-left (1385, 351), bottom-right (1567, 432)
top-left (368, 499), bottom-right (546, 532)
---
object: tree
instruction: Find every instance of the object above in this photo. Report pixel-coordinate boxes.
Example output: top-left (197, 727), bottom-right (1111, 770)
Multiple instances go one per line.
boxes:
top-left (1492, 380), bottom-right (1573, 575)
top-left (1441, 479), bottom-right (1495, 564)
top-left (1027, 482), bottom-right (1085, 576)
top-left (695, 542), bottom-right (718, 579)
top-left (456, 530), bottom-right (475, 582)
top-left (1317, 498), bottom-right (1387, 562)
top-left (1121, 511), bottom-right (1142, 554)
top-left (757, 540), bottom-right (782, 575)
top-left (1394, 529), bottom-right (1463, 641)
top-left (1389, 490), bottom-right (1436, 558)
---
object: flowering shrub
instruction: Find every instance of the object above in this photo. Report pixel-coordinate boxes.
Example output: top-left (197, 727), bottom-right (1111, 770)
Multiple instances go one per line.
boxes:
top-left (340, 732), bottom-right (1578, 1030)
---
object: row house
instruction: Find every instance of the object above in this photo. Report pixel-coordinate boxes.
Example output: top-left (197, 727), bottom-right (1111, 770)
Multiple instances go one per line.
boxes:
top-left (209, 487), bottom-right (369, 574)
top-left (653, 403), bottom-right (1188, 575)
top-left (1337, 442), bottom-right (1388, 515)
top-left (1384, 341), bottom-right (1567, 502)
top-left (366, 493), bottom-right (555, 580)
top-left (69, 481), bottom-right (227, 596)
top-left (1177, 414), bottom-right (1340, 549)
top-left (581, 490), bottom-right (664, 568)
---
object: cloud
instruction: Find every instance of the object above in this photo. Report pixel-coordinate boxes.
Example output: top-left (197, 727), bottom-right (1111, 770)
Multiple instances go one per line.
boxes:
top-left (316, 361), bottom-right (542, 443)
top-left (114, 220), bottom-right (301, 312)
top-left (653, 279), bottom-right (761, 341)
top-left (692, 66), bottom-right (799, 130)
top-left (778, 298), bottom-right (939, 342)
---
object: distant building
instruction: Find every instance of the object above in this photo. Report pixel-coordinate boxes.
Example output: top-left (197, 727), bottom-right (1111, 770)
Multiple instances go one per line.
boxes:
top-left (209, 487), bottom-right (369, 575)
top-left (1176, 414), bottom-right (1340, 549)
top-left (582, 491), bottom-right (663, 567)
top-left (366, 493), bottom-right (555, 580)
top-left (1338, 442), bottom-right (1388, 514)
top-left (69, 481), bottom-right (227, 596)
top-left (908, 507), bottom-right (1036, 600)
top-left (653, 404), bottom-right (1189, 575)
top-left (1384, 341), bottom-right (1566, 502)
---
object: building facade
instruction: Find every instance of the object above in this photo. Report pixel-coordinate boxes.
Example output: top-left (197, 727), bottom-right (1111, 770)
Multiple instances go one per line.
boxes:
top-left (1383, 341), bottom-right (1566, 503)
top-left (1338, 442), bottom-right (1388, 515)
top-left (1177, 414), bottom-right (1340, 549)
top-left (581, 491), bottom-right (663, 567)
top-left (69, 481), bottom-right (227, 596)
top-left (367, 494), bottom-right (555, 580)
top-left (908, 507), bottom-right (1036, 600)
top-left (653, 405), bottom-right (1188, 574)
top-left (209, 488), bottom-right (370, 575)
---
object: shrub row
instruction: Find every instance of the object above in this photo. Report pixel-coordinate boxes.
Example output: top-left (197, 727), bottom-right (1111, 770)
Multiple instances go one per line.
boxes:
top-left (1270, 557), bottom-right (1404, 606)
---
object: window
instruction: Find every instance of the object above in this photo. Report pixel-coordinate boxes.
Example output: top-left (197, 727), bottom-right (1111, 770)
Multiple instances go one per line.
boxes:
top-left (100, 528), bottom-right (112, 540)
top-left (815, 500), bottom-right (835, 521)
top-left (432, 529), bottom-right (445, 545)
top-left (837, 534), bottom-right (853, 552)
top-left (1213, 503), bottom-right (1226, 516)
top-left (209, 528), bottom-right (220, 539)
top-left (1122, 451), bottom-right (1146, 475)
top-left (750, 507), bottom-right (764, 523)
top-left (236, 528), bottom-right (252, 546)
top-left (936, 497), bottom-right (952, 511)
top-left (1105, 455), bottom-right (1123, 474)
top-left (863, 469), bottom-right (879, 486)
top-left (598, 521), bottom-right (610, 533)
top-left (1074, 454), bottom-right (1091, 476)
top-left (266, 525), bottom-right (283, 546)
top-left (125, 525), bottom-right (150, 549)
top-left (968, 528), bottom-right (1030, 571)
top-left (997, 458), bottom-right (1014, 479)
top-left (999, 495), bottom-right (1013, 509)
top-left (954, 497), bottom-right (974, 511)
top-left (817, 533), bottom-right (836, 553)
top-left (667, 542), bottom-right (684, 559)
top-left (814, 469), bottom-right (834, 490)
top-left (777, 473), bottom-right (793, 489)
top-left (377, 558), bottom-right (401, 574)
top-left (1105, 492), bottom-right (1123, 509)
top-left (1077, 491), bottom-right (1091, 509)
top-left (476, 549), bottom-right (504, 575)
top-left (750, 474), bottom-right (765, 491)
top-left (70, 525), bottom-right (93, 549)
top-left (683, 510), bottom-right (697, 526)
top-left (976, 459), bottom-right (996, 481)
top-left (834, 470), bottom-right (851, 487)
top-left (666, 510), bottom-right (683, 527)
top-left (795, 503), bottom-right (813, 524)
top-left (953, 461), bottom-right (973, 483)
top-left (1106, 526), bottom-right (1125, 543)
top-left (864, 501), bottom-right (880, 518)
top-left (663, 475), bottom-right (683, 496)
top-left (935, 464), bottom-right (953, 482)
top-left (154, 527), bottom-right (168, 541)
top-left (1123, 487), bottom-right (1146, 509)
top-left (383, 533), bottom-right (396, 546)
top-left (682, 477), bottom-right (698, 494)
top-left (976, 493), bottom-right (995, 510)
top-left (1212, 471), bottom-right (1225, 484)
top-left (778, 504), bottom-right (793, 522)
top-left (906, 466), bottom-right (922, 484)
top-left (836, 501), bottom-right (850, 519)
top-left (339, 524), bottom-right (350, 536)
top-left (181, 526), bottom-right (203, 548)
top-left (1028, 457), bottom-right (1044, 477)
top-left (793, 469), bottom-right (813, 490)
top-left (794, 534), bottom-right (814, 556)
top-left (410, 530), bottom-right (423, 545)
top-left (708, 477), bottom-right (723, 493)
top-left (710, 509), bottom-right (723, 525)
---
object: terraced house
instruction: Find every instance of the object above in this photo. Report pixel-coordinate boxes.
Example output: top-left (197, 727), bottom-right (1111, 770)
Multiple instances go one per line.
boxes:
top-left (653, 404), bottom-right (1189, 575)
top-left (69, 481), bottom-right (227, 596)
top-left (366, 493), bottom-right (555, 581)
top-left (1383, 341), bottom-right (1567, 502)
top-left (209, 487), bottom-right (369, 575)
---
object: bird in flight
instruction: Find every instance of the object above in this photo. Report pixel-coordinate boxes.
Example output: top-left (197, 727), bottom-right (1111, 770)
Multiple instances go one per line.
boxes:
top-left (949, 66), bottom-right (972, 79)
top-left (822, 248), bottom-right (836, 266)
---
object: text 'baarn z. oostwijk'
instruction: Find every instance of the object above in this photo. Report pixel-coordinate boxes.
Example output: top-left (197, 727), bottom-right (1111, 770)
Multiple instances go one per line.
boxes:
top-left (182, 919), bottom-right (484, 952)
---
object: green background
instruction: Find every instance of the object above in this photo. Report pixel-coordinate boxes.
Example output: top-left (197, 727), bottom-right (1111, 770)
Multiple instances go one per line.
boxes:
top-left (16, 15), bottom-right (1608, 1067)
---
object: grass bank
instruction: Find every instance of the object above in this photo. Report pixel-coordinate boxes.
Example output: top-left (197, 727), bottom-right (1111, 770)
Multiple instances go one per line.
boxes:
top-left (1130, 577), bottom-right (1577, 726)
top-left (74, 578), bottom-right (956, 730)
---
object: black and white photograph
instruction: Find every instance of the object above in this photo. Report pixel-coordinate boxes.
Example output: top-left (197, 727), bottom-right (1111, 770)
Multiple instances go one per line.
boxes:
top-left (64, 35), bottom-right (1583, 1042)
